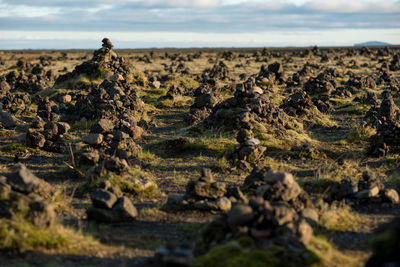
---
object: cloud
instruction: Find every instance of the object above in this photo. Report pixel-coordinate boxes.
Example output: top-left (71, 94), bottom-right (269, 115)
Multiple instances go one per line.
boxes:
top-left (0, 0), bottom-right (399, 35)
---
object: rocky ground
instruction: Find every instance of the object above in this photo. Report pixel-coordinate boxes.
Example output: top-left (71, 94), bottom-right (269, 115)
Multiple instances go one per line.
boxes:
top-left (0, 41), bottom-right (399, 266)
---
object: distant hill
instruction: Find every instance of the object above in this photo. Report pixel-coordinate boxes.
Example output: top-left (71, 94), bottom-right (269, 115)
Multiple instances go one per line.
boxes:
top-left (354, 41), bottom-right (392, 47)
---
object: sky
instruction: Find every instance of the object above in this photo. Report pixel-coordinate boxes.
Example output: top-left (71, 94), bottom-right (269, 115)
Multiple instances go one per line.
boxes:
top-left (0, 0), bottom-right (399, 49)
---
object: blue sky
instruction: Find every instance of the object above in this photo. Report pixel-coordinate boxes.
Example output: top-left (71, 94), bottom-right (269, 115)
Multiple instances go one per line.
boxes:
top-left (0, 0), bottom-right (399, 49)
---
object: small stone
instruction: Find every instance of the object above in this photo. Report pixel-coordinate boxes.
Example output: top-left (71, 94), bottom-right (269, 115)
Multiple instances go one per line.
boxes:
top-left (83, 133), bottom-right (103, 146)
top-left (244, 138), bottom-right (260, 146)
top-left (0, 111), bottom-right (15, 128)
top-left (112, 196), bottom-right (138, 221)
top-left (301, 208), bottom-right (319, 223)
top-left (227, 204), bottom-right (254, 226)
top-left (297, 219), bottom-right (313, 245)
top-left (383, 189), bottom-right (400, 204)
top-left (91, 118), bottom-right (115, 133)
top-left (60, 94), bottom-right (72, 103)
top-left (7, 165), bottom-right (40, 194)
top-left (250, 86), bottom-right (263, 95)
top-left (215, 197), bottom-right (232, 212)
top-left (57, 122), bottom-right (71, 135)
top-left (26, 129), bottom-right (46, 148)
top-left (90, 189), bottom-right (117, 209)
top-left (29, 200), bottom-right (56, 228)
top-left (355, 186), bottom-right (379, 199)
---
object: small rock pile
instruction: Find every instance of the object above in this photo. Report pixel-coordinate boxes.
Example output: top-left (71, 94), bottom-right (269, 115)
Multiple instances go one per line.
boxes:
top-left (25, 97), bottom-right (70, 152)
top-left (0, 92), bottom-right (31, 114)
top-left (86, 181), bottom-right (138, 223)
top-left (62, 75), bottom-right (144, 122)
top-left (81, 116), bottom-right (143, 160)
top-left (0, 61), bottom-right (56, 93)
top-left (204, 76), bottom-right (288, 132)
top-left (200, 168), bottom-right (316, 260)
top-left (280, 91), bottom-right (314, 116)
top-left (328, 171), bottom-right (399, 205)
top-left (226, 129), bottom-right (266, 170)
top-left (390, 54), bottom-right (400, 71)
top-left (258, 62), bottom-right (286, 85)
top-left (186, 85), bottom-right (222, 125)
top-left (0, 165), bottom-right (55, 229)
top-left (169, 168), bottom-right (233, 212)
top-left (368, 91), bottom-right (400, 156)
top-left (201, 61), bottom-right (231, 83)
top-left (303, 69), bottom-right (337, 95)
top-left (0, 103), bottom-right (16, 129)
top-left (55, 38), bottom-right (133, 86)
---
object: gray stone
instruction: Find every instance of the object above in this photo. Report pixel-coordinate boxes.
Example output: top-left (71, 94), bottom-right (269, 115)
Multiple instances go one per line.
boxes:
top-left (56, 122), bottom-right (71, 135)
top-left (7, 165), bottom-right (40, 194)
top-left (355, 186), bottom-right (379, 199)
top-left (383, 189), bottom-right (399, 204)
top-left (244, 138), bottom-right (260, 146)
top-left (29, 200), bottom-right (56, 228)
top-left (91, 118), bottom-right (114, 133)
top-left (0, 111), bottom-right (15, 128)
top-left (112, 196), bottom-right (138, 221)
top-left (228, 204), bottom-right (254, 226)
top-left (297, 219), bottom-right (313, 245)
top-left (26, 129), bottom-right (46, 148)
top-left (83, 133), bottom-right (103, 146)
top-left (90, 189), bottom-right (117, 209)
top-left (301, 208), bottom-right (319, 223)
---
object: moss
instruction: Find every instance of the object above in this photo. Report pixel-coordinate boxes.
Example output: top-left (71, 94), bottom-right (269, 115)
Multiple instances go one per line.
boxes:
top-left (194, 239), bottom-right (320, 267)
top-left (0, 218), bottom-right (67, 251)
top-left (346, 126), bottom-right (376, 143)
top-left (1, 142), bottom-right (38, 154)
top-left (71, 119), bottom-right (96, 131)
top-left (85, 172), bottom-right (160, 198)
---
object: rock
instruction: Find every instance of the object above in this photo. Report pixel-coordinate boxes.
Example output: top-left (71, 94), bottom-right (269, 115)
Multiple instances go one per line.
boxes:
top-left (244, 138), bottom-right (260, 146)
top-left (7, 165), bottom-right (40, 194)
top-left (355, 186), bottom-right (379, 199)
top-left (228, 204), bottom-right (254, 226)
top-left (0, 178), bottom-right (11, 199)
top-left (91, 118), bottom-right (115, 133)
top-left (59, 94), bottom-right (72, 103)
top-left (56, 122), bottom-right (70, 135)
top-left (263, 170), bottom-right (302, 202)
top-left (297, 219), bottom-right (313, 245)
top-left (301, 208), bottom-right (319, 224)
top-left (151, 81), bottom-right (161, 89)
top-left (26, 129), bottom-right (46, 148)
top-left (191, 181), bottom-right (226, 199)
top-left (113, 196), bottom-right (138, 221)
top-left (80, 150), bottom-right (100, 165)
top-left (215, 197), bottom-right (232, 212)
top-left (86, 207), bottom-right (116, 223)
top-left (90, 189), bottom-right (117, 209)
top-left (29, 201), bottom-right (56, 228)
top-left (0, 111), bottom-right (15, 128)
top-left (383, 189), bottom-right (400, 204)
top-left (83, 133), bottom-right (104, 146)
top-left (193, 197), bottom-right (231, 212)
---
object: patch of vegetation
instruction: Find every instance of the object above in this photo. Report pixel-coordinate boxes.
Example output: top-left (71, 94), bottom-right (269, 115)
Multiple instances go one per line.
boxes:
top-left (0, 218), bottom-right (67, 251)
top-left (1, 142), bottom-right (38, 154)
top-left (308, 236), bottom-right (367, 267)
top-left (85, 171), bottom-right (160, 199)
top-left (194, 239), bottom-right (319, 267)
top-left (71, 119), bottom-right (96, 131)
top-left (320, 206), bottom-right (369, 232)
top-left (346, 126), bottom-right (376, 143)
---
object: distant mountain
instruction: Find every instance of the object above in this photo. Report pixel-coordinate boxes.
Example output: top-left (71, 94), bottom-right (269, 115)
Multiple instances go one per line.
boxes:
top-left (354, 41), bottom-right (392, 47)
